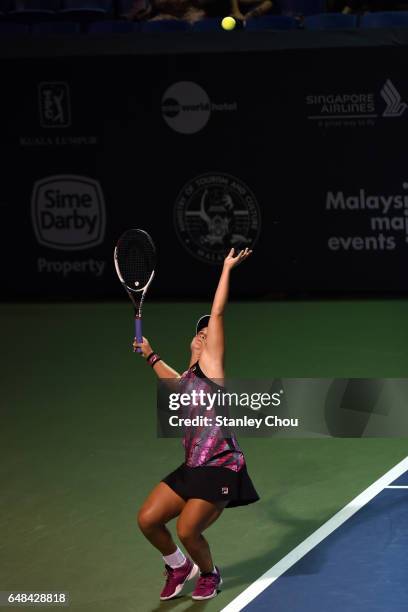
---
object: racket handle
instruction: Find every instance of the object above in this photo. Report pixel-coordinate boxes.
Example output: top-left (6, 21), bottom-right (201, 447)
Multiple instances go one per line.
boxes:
top-left (134, 317), bottom-right (143, 353)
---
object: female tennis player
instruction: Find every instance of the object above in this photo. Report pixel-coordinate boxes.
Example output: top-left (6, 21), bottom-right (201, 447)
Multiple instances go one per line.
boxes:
top-left (134, 247), bottom-right (259, 601)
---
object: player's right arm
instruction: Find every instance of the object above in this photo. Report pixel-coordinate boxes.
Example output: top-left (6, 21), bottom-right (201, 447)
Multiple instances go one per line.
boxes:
top-left (134, 337), bottom-right (180, 379)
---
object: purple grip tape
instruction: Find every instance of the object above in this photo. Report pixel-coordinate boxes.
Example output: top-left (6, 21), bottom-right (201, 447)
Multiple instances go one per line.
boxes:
top-left (135, 317), bottom-right (143, 353)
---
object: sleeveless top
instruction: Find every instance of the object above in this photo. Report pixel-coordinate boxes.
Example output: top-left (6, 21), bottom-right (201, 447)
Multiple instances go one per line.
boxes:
top-left (179, 362), bottom-right (245, 472)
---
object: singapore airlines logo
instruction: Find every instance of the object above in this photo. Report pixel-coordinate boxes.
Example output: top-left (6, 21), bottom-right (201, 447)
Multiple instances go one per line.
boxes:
top-left (381, 80), bottom-right (407, 117)
top-left (306, 79), bottom-right (407, 126)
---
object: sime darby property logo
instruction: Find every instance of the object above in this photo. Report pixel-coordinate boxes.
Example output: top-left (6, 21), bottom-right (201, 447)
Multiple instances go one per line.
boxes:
top-left (31, 175), bottom-right (106, 250)
top-left (38, 82), bottom-right (71, 128)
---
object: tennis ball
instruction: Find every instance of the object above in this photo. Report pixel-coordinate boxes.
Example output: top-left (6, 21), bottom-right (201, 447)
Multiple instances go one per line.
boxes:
top-left (221, 16), bottom-right (236, 31)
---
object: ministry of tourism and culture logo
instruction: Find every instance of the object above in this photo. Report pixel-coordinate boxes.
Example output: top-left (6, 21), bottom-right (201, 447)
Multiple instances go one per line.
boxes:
top-left (39, 82), bottom-right (71, 128)
top-left (174, 173), bottom-right (261, 264)
top-left (162, 81), bottom-right (237, 134)
top-left (306, 79), bottom-right (407, 125)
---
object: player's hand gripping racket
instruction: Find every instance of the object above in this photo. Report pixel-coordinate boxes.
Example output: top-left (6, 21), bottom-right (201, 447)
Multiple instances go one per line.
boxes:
top-left (114, 229), bottom-right (156, 353)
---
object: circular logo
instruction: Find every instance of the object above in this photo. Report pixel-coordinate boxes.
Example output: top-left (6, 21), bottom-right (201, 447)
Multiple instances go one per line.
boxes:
top-left (174, 173), bottom-right (261, 264)
top-left (162, 82), bottom-right (211, 134)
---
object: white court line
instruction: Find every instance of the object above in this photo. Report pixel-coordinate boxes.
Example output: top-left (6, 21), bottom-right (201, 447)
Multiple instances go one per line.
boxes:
top-left (220, 455), bottom-right (408, 612)
top-left (386, 485), bottom-right (408, 489)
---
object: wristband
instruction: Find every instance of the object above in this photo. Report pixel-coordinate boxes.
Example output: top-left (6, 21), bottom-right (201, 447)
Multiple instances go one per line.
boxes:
top-left (147, 352), bottom-right (161, 367)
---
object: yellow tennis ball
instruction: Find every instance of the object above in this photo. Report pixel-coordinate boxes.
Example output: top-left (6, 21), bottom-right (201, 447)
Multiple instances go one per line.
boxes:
top-left (221, 16), bottom-right (236, 31)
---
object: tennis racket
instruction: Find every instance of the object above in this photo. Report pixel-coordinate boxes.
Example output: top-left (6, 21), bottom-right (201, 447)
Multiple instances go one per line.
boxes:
top-left (114, 229), bottom-right (156, 353)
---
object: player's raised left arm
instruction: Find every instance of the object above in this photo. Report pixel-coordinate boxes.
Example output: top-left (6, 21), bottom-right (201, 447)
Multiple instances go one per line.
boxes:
top-left (202, 248), bottom-right (252, 371)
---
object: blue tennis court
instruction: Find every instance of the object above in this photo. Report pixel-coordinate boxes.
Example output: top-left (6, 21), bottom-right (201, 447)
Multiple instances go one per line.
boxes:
top-left (222, 457), bottom-right (408, 612)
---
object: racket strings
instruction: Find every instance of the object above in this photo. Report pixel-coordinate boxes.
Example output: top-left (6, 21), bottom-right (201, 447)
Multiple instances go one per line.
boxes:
top-left (116, 231), bottom-right (155, 290)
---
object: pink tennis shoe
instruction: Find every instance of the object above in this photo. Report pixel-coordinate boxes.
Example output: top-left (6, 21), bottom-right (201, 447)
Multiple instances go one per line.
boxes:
top-left (160, 558), bottom-right (199, 601)
top-left (192, 566), bottom-right (222, 600)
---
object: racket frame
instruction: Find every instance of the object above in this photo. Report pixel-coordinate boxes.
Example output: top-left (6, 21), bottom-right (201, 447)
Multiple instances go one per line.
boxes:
top-left (114, 235), bottom-right (155, 353)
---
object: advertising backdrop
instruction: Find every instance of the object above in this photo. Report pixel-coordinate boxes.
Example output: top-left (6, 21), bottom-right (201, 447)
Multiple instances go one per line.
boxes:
top-left (1, 44), bottom-right (408, 299)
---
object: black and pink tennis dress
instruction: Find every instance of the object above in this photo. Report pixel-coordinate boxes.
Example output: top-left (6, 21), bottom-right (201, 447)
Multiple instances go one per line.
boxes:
top-left (162, 361), bottom-right (259, 507)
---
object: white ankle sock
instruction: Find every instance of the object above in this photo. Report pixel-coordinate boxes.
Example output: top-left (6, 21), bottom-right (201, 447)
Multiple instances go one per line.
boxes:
top-left (163, 547), bottom-right (186, 569)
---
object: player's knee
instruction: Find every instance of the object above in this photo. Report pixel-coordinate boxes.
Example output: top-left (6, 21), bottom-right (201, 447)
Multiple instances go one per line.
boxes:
top-left (137, 508), bottom-right (156, 533)
top-left (176, 523), bottom-right (199, 544)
